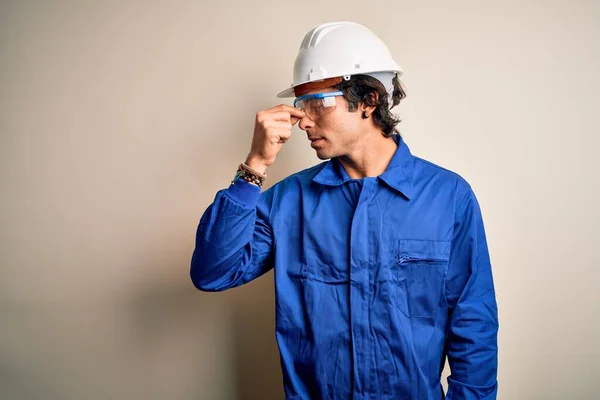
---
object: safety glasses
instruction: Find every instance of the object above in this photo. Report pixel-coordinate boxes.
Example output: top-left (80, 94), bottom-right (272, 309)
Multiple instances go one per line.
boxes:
top-left (293, 91), bottom-right (344, 120)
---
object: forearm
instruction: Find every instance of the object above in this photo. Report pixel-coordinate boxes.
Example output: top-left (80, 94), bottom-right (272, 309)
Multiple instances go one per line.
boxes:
top-left (446, 289), bottom-right (498, 399)
top-left (190, 179), bottom-right (271, 291)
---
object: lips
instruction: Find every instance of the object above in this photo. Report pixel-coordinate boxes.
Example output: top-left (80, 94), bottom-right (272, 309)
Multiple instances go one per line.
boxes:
top-left (310, 138), bottom-right (324, 148)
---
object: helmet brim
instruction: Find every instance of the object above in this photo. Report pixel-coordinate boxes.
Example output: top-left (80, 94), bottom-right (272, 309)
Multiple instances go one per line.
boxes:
top-left (276, 87), bottom-right (296, 98)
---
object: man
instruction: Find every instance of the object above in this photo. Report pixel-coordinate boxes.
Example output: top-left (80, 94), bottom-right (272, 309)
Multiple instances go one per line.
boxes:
top-left (191, 21), bottom-right (498, 400)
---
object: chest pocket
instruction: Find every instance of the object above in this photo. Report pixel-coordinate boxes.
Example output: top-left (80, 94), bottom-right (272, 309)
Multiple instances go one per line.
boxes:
top-left (393, 239), bottom-right (451, 318)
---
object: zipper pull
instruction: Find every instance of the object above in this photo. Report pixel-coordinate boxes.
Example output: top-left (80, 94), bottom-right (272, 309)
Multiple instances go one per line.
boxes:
top-left (397, 255), bottom-right (411, 264)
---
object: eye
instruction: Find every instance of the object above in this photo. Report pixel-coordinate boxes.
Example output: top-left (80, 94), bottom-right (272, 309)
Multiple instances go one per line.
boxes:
top-left (306, 99), bottom-right (324, 112)
top-left (313, 99), bottom-right (325, 109)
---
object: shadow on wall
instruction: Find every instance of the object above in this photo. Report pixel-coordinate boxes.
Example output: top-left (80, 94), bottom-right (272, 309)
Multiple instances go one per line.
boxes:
top-left (129, 260), bottom-right (282, 400)
top-left (230, 273), bottom-right (283, 400)
top-left (126, 108), bottom-right (290, 398)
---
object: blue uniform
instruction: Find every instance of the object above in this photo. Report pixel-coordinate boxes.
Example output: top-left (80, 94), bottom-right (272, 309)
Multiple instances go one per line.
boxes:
top-left (191, 135), bottom-right (498, 399)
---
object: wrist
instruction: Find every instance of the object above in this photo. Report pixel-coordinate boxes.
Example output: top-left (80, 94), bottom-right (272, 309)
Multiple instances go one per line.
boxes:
top-left (232, 162), bottom-right (267, 187)
top-left (244, 155), bottom-right (269, 175)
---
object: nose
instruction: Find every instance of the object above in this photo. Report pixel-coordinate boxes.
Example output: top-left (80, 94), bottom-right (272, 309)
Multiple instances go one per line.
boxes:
top-left (298, 114), bottom-right (314, 131)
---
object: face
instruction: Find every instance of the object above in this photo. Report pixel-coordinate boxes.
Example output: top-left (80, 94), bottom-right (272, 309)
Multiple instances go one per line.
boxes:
top-left (296, 87), bottom-right (365, 160)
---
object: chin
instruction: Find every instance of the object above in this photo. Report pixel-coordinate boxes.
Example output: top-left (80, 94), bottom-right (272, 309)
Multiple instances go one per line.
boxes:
top-left (313, 143), bottom-right (337, 160)
top-left (315, 150), bottom-right (333, 160)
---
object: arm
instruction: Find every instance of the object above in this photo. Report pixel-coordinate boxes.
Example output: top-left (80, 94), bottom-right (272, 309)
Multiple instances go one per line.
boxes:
top-left (190, 178), bottom-right (276, 291)
top-left (190, 104), bottom-right (304, 291)
top-left (445, 187), bottom-right (499, 399)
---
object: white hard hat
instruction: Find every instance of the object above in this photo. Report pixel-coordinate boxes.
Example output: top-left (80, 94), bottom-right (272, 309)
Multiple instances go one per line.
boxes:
top-left (277, 21), bottom-right (403, 98)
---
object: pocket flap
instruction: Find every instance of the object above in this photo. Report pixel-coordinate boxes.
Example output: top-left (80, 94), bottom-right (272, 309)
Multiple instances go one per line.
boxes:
top-left (396, 239), bottom-right (451, 261)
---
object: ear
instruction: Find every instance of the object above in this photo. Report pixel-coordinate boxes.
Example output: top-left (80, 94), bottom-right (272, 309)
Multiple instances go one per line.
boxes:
top-left (360, 92), bottom-right (379, 118)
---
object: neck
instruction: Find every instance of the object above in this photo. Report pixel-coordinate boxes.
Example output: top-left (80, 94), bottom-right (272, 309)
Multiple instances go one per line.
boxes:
top-left (338, 132), bottom-right (398, 179)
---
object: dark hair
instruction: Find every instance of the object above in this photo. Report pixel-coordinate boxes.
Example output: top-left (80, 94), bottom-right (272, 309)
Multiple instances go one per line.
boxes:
top-left (335, 74), bottom-right (406, 137)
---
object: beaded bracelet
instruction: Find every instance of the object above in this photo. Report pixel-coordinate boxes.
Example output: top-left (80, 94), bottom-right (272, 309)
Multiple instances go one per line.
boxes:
top-left (232, 163), bottom-right (267, 187)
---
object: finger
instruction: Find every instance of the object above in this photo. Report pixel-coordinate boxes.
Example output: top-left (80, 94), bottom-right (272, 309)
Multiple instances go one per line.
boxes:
top-left (277, 133), bottom-right (292, 144)
top-left (271, 131), bottom-right (292, 145)
top-left (276, 128), bottom-right (292, 142)
top-left (271, 104), bottom-right (306, 120)
top-left (264, 114), bottom-right (302, 127)
top-left (269, 112), bottom-right (294, 123)
top-left (264, 121), bottom-right (294, 130)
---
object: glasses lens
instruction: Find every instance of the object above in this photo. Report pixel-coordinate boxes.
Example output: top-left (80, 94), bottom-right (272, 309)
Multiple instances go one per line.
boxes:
top-left (299, 96), bottom-right (337, 120)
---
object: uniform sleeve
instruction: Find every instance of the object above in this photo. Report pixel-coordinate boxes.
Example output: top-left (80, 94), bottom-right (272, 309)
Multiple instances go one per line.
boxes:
top-left (190, 179), bottom-right (276, 291)
top-left (444, 187), bottom-right (499, 399)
